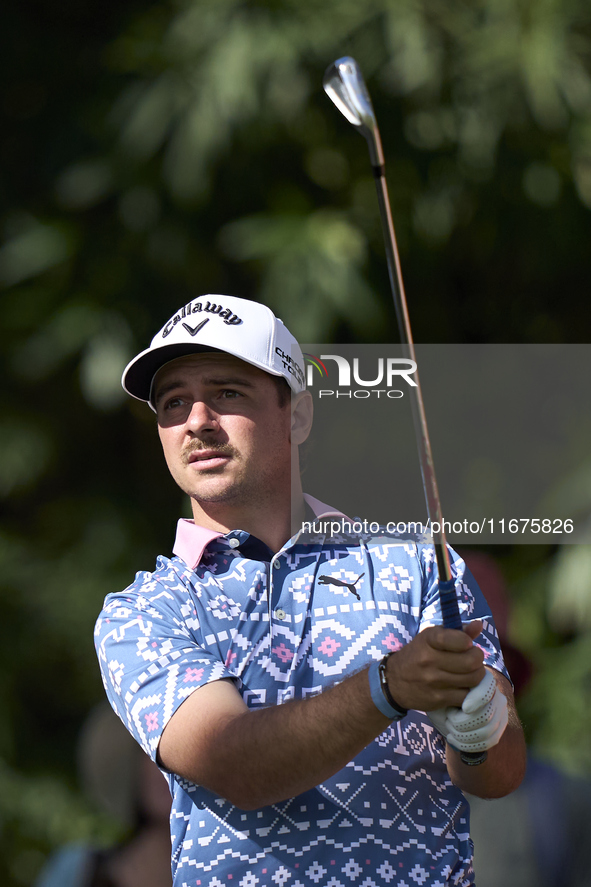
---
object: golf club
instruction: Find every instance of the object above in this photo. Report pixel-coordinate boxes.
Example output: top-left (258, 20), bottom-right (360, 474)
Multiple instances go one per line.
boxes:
top-left (324, 56), bottom-right (487, 764)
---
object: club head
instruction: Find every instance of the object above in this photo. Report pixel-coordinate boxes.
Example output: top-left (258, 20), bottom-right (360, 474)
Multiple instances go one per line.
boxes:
top-left (323, 57), bottom-right (384, 167)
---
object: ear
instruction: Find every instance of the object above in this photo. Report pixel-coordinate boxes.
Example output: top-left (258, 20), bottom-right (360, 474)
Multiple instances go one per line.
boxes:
top-left (291, 391), bottom-right (313, 445)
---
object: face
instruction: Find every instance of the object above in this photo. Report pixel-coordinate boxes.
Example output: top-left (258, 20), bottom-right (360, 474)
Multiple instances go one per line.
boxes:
top-left (154, 353), bottom-right (295, 511)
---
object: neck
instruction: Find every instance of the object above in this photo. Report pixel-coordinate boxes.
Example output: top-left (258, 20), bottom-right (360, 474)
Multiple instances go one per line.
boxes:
top-left (190, 483), bottom-right (307, 553)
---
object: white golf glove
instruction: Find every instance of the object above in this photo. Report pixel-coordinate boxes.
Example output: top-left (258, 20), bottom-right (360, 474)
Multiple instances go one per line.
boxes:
top-left (427, 670), bottom-right (509, 753)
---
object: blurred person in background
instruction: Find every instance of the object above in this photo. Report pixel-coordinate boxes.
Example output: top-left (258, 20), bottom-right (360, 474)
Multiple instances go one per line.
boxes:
top-left (34, 702), bottom-right (172, 887)
top-left (461, 551), bottom-right (591, 887)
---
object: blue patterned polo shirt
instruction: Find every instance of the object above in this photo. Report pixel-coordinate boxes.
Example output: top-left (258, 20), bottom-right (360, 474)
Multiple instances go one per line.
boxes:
top-left (94, 497), bottom-right (508, 887)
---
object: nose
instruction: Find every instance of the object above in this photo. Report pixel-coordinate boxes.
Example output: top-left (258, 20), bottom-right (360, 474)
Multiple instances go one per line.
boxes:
top-left (186, 399), bottom-right (221, 435)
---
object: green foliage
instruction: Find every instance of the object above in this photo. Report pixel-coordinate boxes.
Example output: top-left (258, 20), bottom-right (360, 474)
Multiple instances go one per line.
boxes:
top-left (0, 756), bottom-right (121, 851)
top-left (2, 0), bottom-right (591, 882)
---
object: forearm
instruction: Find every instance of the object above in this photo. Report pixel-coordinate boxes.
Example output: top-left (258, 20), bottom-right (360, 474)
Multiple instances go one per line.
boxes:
top-left (160, 668), bottom-right (391, 809)
top-left (158, 623), bottom-right (498, 809)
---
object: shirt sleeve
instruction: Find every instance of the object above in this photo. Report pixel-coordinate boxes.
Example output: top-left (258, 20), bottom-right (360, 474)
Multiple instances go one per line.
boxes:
top-left (417, 545), bottom-right (510, 681)
top-left (94, 556), bottom-right (233, 760)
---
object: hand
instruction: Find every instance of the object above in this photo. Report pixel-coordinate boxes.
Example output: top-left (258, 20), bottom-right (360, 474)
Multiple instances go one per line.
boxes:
top-left (385, 621), bottom-right (485, 712)
top-left (427, 670), bottom-right (509, 752)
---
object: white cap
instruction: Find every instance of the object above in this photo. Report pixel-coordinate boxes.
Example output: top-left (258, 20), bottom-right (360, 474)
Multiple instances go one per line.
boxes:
top-left (122, 295), bottom-right (306, 405)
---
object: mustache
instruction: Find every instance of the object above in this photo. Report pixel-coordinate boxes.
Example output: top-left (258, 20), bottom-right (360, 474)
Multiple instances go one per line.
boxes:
top-left (181, 441), bottom-right (237, 466)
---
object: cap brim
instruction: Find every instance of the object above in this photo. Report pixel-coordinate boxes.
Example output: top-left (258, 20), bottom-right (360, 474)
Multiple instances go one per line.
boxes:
top-left (122, 343), bottom-right (224, 403)
top-left (122, 342), bottom-right (289, 405)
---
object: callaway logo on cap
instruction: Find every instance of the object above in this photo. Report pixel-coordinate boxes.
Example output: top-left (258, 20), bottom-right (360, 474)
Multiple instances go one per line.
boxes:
top-left (122, 295), bottom-right (306, 407)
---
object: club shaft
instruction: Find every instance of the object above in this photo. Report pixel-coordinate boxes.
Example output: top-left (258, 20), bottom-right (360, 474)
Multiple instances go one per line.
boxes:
top-left (376, 167), bottom-right (485, 762)
top-left (375, 170), bottom-right (488, 762)
top-left (372, 167), bottom-right (456, 605)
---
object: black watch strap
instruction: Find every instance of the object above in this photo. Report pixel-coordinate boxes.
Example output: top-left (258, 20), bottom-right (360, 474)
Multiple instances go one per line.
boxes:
top-left (378, 653), bottom-right (408, 718)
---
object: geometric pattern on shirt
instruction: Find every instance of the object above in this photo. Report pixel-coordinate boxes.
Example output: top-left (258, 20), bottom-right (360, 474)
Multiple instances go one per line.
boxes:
top-left (95, 534), bottom-right (506, 887)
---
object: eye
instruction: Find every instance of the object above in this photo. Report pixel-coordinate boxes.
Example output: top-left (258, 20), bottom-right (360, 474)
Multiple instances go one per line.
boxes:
top-left (220, 389), bottom-right (242, 399)
top-left (162, 395), bottom-right (186, 411)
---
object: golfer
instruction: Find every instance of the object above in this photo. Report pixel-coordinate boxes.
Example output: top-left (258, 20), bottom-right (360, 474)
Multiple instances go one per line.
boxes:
top-left (95, 294), bottom-right (525, 887)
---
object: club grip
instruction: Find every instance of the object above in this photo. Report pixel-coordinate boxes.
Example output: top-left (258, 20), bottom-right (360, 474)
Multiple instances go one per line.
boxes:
top-left (438, 578), bottom-right (462, 630)
top-left (438, 578), bottom-right (488, 766)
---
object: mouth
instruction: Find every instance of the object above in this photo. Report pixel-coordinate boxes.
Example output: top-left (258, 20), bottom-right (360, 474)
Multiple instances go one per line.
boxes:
top-left (186, 449), bottom-right (232, 470)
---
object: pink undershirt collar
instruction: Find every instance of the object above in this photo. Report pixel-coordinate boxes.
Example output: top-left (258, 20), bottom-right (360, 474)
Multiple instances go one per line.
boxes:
top-left (172, 494), bottom-right (347, 570)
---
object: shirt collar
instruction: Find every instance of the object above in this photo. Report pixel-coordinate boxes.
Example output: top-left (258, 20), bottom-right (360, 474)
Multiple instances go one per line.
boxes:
top-left (172, 494), bottom-right (348, 570)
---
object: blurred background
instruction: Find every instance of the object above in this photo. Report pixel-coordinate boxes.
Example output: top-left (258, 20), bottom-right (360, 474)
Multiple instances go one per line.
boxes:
top-left (2, 0), bottom-right (591, 883)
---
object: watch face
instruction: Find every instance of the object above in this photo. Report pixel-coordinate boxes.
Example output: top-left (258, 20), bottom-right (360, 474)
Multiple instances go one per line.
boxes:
top-left (459, 751), bottom-right (489, 766)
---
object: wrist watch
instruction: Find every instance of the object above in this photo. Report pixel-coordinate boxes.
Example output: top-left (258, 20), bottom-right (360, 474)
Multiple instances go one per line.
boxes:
top-left (368, 653), bottom-right (408, 720)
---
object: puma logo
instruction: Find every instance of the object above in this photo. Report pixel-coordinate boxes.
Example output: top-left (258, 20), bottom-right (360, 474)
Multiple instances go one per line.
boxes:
top-left (182, 318), bottom-right (210, 336)
top-left (318, 573), bottom-right (365, 600)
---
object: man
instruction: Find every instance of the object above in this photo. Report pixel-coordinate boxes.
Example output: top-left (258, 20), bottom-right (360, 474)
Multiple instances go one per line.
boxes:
top-left (95, 294), bottom-right (526, 887)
